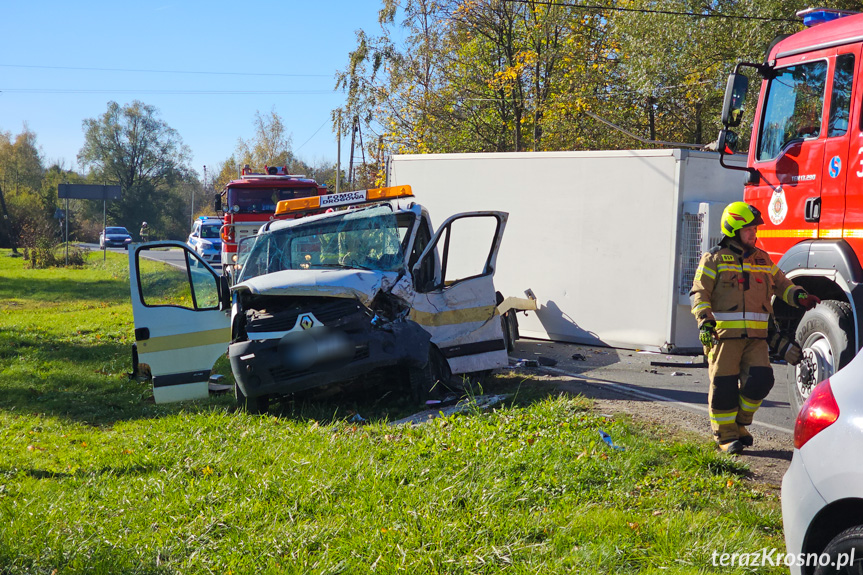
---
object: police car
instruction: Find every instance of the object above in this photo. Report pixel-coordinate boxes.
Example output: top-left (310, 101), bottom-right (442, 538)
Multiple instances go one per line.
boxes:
top-left (187, 216), bottom-right (223, 265)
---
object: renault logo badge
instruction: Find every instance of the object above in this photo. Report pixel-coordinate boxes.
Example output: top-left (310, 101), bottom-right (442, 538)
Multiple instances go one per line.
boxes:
top-left (300, 314), bottom-right (314, 330)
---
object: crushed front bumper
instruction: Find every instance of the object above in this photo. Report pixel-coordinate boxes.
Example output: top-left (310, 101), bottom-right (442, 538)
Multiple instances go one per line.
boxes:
top-left (229, 321), bottom-right (430, 398)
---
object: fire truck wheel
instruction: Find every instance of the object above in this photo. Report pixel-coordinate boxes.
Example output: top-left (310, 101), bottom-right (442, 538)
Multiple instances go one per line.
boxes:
top-left (235, 383), bottom-right (269, 415)
top-left (409, 346), bottom-right (451, 404)
top-left (792, 300), bottom-right (854, 415)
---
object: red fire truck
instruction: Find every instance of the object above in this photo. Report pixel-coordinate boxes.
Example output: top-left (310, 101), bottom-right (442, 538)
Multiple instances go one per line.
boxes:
top-left (215, 165), bottom-right (329, 277)
top-left (717, 8), bottom-right (863, 412)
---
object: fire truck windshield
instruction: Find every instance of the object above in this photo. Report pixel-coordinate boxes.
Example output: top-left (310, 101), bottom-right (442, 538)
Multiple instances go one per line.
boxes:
top-left (227, 187), bottom-right (316, 214)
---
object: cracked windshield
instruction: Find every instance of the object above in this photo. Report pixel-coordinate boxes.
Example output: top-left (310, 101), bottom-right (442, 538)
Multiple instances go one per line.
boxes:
top-left (238, 206), bottom-right (406, 282)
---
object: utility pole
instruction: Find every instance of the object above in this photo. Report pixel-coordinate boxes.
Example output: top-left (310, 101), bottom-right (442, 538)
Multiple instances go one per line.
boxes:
top-left (348, 116), bottom-right (358, 189)
top-left (336, 122), bottom-right (341, 194)
top-left (647, 96), bottom-right (657, 144)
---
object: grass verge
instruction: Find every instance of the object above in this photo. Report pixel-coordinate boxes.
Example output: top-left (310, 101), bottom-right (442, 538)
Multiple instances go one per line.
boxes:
top-left (0, 249), bottom-right (786, 574)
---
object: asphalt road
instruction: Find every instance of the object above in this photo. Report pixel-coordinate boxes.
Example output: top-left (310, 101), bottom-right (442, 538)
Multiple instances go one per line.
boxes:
top-left (508, 338), bottom-right (796, 435)
top-left (81, 242), bottom-right (222, 271)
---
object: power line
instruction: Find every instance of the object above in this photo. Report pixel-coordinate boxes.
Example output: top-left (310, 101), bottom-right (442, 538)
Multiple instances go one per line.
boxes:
top-left (0, 63), bottom-right (331, 78)
top-left (503, 0), bottom-right (800, 22)
top-left (296, 119), bottom-right (331, 152)
top-left (0, 88), bottom-right (333, 95)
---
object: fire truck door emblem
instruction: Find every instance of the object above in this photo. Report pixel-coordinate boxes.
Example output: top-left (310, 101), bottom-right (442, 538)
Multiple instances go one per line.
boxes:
top-left (829, 156), bottom-right (842, 178)
top-left (769, 187), bottom-right (788, 225)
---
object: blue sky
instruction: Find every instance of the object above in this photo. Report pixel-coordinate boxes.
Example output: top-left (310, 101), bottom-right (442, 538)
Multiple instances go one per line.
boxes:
top-left (1, 1), bottom-right (385, 181)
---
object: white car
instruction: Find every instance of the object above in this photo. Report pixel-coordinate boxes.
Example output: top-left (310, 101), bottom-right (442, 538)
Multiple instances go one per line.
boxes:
top-left (187, 216), bottom-right (222, 265)
top-left (782, 346), bottom-right (863, 574)
top-left (127, 186), bottom-right (526, 410)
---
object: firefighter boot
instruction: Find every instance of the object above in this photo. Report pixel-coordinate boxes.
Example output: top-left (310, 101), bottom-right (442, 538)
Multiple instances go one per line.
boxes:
top-left (737, 424), bottom-right (753, 448)
top-left (718, 439), bottom-right (744, 455)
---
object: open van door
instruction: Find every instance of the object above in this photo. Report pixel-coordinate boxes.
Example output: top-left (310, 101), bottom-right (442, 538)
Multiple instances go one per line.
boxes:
top-left (129, 242), bottom-right (231, 403)
top-left (410, 212), bottom-right (509, 374)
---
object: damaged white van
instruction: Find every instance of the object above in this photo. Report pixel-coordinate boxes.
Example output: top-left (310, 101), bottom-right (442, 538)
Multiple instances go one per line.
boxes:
top-left (129, 186), bottom-right (529, 412)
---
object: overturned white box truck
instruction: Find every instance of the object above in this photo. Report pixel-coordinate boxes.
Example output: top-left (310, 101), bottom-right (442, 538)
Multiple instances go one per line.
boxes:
top-left (387, 149), bottom-right (747, 353)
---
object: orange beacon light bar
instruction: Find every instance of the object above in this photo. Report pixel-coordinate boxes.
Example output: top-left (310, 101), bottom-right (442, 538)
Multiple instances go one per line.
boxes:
top-left (274, 185), bottom-right (414, 217)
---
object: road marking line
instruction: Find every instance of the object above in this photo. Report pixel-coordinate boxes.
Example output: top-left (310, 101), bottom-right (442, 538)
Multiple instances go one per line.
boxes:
top-left (530, 364), bottom-right (793, 435)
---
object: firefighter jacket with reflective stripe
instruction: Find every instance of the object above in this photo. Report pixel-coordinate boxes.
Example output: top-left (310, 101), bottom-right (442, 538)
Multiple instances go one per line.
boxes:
top-left (690, 239), bottom-right (803, 340)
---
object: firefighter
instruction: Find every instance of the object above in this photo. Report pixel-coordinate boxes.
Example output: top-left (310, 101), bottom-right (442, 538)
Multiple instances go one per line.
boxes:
top-left (139, 222), bottom-right (149, 242)
top-left (690, 202), bottom-right (820, 454)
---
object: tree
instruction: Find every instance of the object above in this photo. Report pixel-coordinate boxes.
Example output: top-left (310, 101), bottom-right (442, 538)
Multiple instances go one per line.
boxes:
top-left (0, 127), bottom-right (46, 249)
top-left (78, 100), bottom-right (194, 238)
top-left (213, 109), bottom-right (339, 193)
top-left (336, 0), bottom-right (625, 160)
top-left (0, 127), bottom-right (44, 196)
top-left (337, 0), bottom-right (863, 158)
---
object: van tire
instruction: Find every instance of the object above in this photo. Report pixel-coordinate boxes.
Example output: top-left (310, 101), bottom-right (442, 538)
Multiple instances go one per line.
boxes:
top-left (501, 311), bottom-right (519, 352)
top-left (409, 346), bottom-right (450, 404)
top-left (791, 300), bottom-right (854, 415)
top-left (235, 384), bottom-right (269, 414)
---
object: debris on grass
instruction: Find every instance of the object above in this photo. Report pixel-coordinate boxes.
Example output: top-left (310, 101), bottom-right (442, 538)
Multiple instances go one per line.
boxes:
top-left (391, 394), bottom-right (509, 426)
top-left (599, 429), bottom-right (625, 450)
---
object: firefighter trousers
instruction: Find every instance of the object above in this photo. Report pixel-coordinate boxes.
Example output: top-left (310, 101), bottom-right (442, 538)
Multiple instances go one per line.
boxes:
top-left (707, 338), bottom-right (774, 443)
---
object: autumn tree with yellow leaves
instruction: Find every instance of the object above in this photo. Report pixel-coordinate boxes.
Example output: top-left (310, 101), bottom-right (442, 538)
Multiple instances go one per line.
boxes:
top-left (337, 0), bottom-right (863, 163)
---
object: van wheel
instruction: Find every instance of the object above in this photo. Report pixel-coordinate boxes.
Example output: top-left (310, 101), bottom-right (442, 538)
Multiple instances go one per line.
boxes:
top-left (409, 346), bottom-right (450, 404)
top-left (501, 311), bottom-right (519, 352)
top-left (813, 525), bottom-right (863, 574)
top-left (235, 383), bottom-right (268, 414)
top-left (791, 300), bottom-right (854, 415)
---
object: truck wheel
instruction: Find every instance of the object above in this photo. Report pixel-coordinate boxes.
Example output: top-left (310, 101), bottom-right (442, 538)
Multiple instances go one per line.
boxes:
top-left (813, 525), bottom-right (863, 575)
top-left (792, 300), bottom-right (854, 415)
top-left (409, 346), bottom-right (450, 404)
top-left (235, 383), bottom-right (268, 414)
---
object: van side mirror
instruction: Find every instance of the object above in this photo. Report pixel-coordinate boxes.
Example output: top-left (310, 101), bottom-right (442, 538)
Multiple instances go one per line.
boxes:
top-left (214, 194), bottom-right (222, 213)
top-left (721, 73), bottom-right (749, 128)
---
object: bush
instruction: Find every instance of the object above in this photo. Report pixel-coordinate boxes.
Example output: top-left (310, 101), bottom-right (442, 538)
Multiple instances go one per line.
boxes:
top-left (19, 214), bottom-right (90, 269)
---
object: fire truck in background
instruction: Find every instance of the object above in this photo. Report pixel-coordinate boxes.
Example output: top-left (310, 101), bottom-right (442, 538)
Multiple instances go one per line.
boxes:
top-left (215, 165), bottom-right (329, 278)
top-left (716, 8), bottom-right (863, 413)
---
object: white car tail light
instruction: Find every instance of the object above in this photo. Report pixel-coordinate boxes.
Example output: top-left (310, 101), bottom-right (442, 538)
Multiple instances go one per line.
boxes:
top-left (794, 379), bottom-right (840, 449)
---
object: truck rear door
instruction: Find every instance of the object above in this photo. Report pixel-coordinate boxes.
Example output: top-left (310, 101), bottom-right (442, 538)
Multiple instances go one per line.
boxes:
top-left (750, 53), bottom-right (830, 255)
top-left (409, 212), bottom-right (509, 374)
top-left (129, 242), bottom-right (231, 403)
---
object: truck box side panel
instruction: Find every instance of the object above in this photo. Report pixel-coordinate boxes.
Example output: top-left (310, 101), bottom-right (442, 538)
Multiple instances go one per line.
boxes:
top-left (389, 150), bottom-right (745, 351)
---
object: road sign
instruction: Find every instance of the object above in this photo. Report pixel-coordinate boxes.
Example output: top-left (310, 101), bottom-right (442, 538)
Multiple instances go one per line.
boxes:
top-left (58, 184), bottom-right (122, 200)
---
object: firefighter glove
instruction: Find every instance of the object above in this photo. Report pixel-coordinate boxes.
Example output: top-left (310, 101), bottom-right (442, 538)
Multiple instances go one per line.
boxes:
top-left (785, 341), bottom-right (803, 366)
top-left (768, 330), bottom-right (803, 365)
top-left (699, 321), bottom-right (717, 350)
top-left (797, 291), bottom-right (821, 310)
